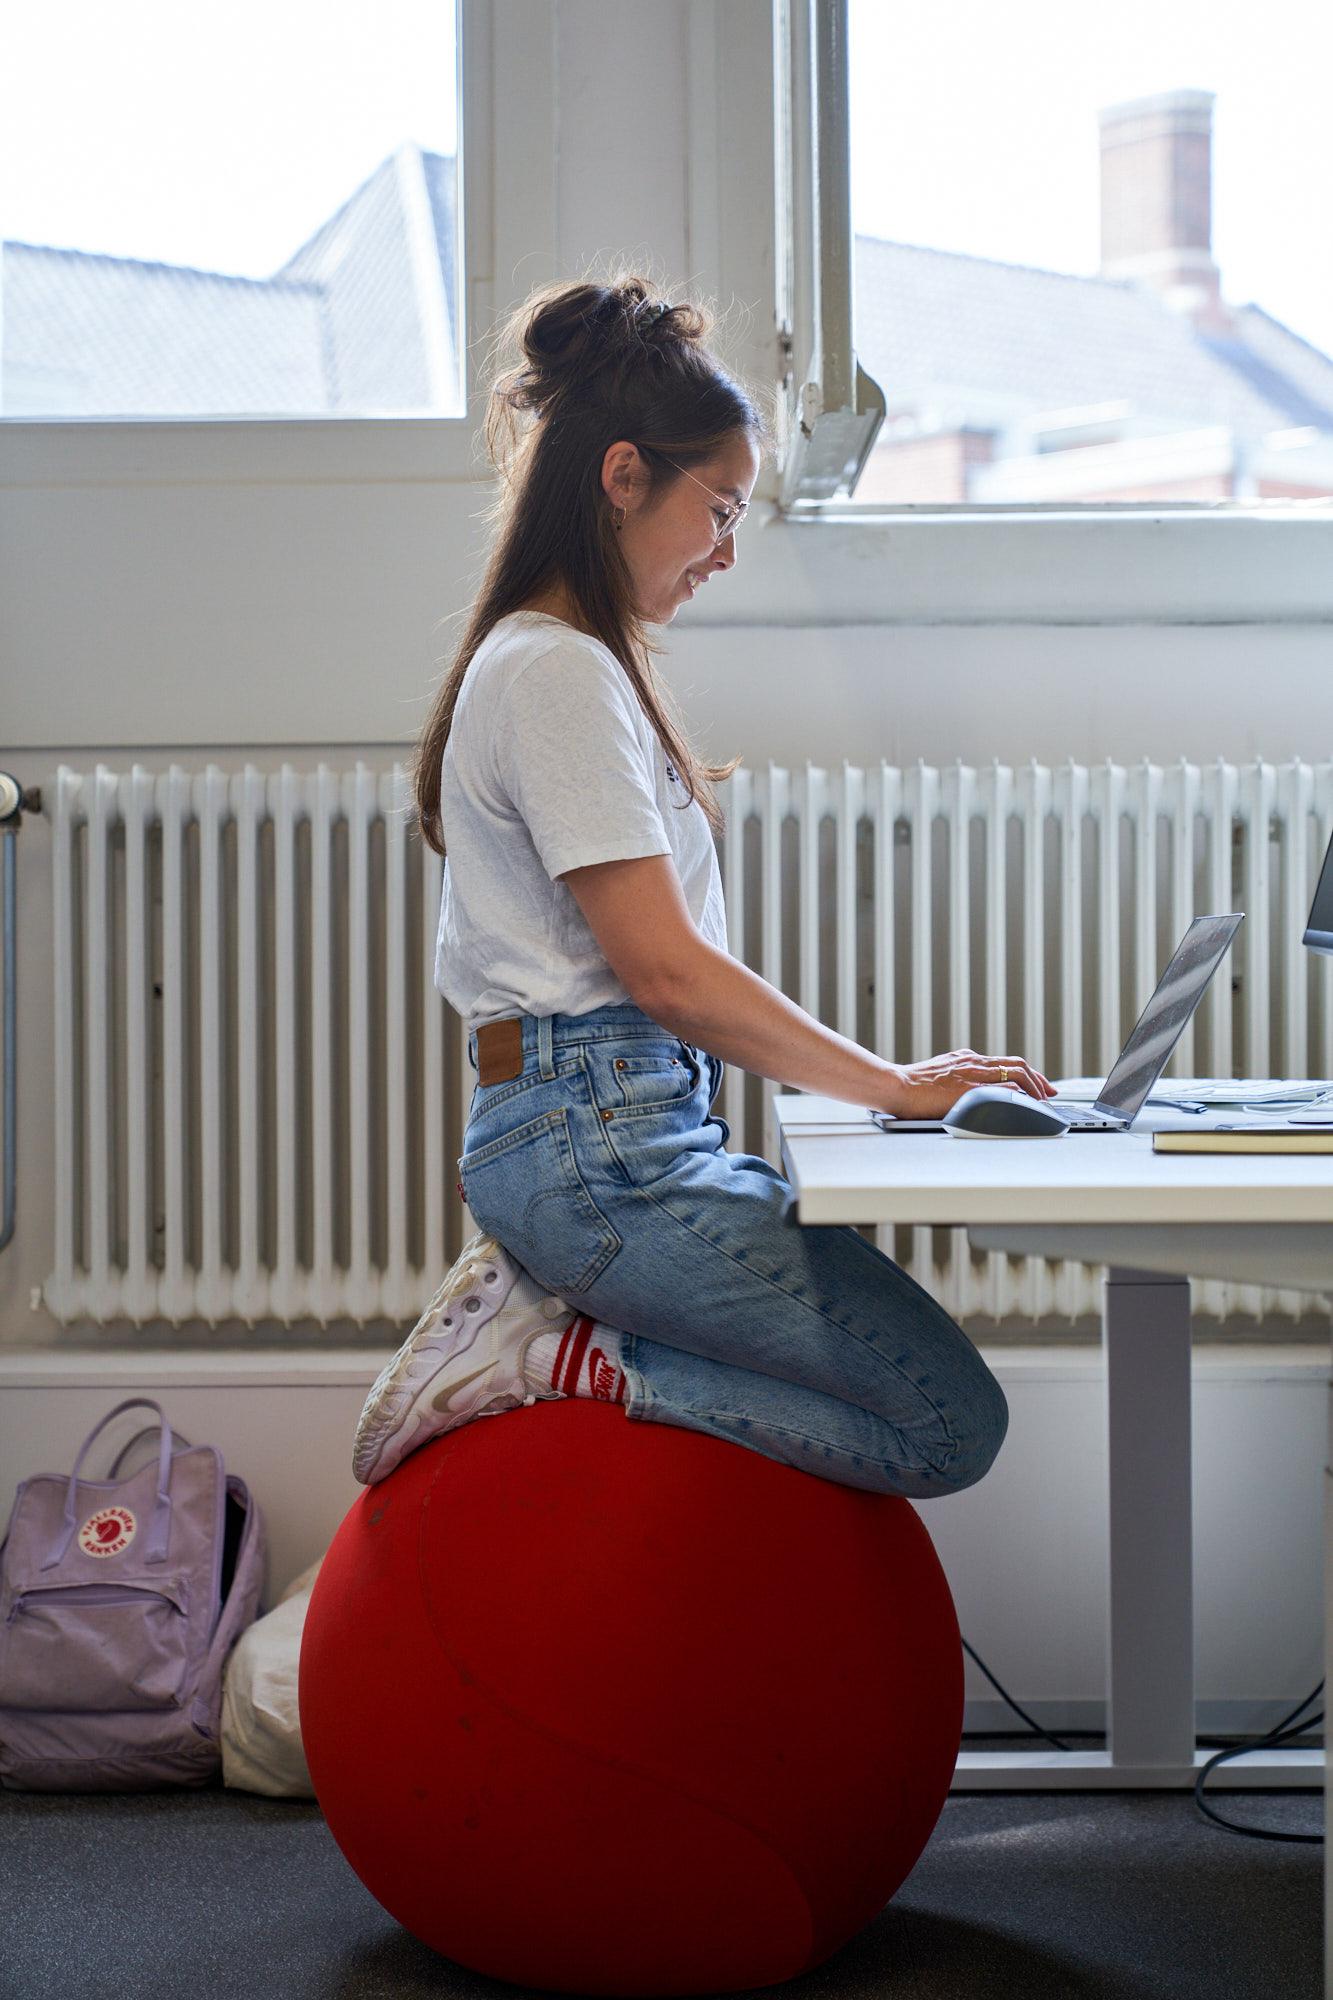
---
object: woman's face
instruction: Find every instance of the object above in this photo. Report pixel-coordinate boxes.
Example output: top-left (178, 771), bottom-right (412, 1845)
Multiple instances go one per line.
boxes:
top-left (607, 432), bottom-right (761, 626)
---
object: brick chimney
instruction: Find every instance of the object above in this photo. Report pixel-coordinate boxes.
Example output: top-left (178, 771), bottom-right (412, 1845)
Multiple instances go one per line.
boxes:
top-left (1099, 89), bottom-right (1229, 331)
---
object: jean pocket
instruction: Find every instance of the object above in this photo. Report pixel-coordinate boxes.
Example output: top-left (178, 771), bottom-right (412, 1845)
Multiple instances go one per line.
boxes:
top-left (460, 1107), bottom-right (622, 1295)
top-left (589, 1040), bottom-right (702, 1117)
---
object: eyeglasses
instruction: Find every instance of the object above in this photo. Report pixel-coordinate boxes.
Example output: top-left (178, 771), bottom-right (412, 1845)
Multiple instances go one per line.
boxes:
top-left (657, 455), bottom-right (750, 547)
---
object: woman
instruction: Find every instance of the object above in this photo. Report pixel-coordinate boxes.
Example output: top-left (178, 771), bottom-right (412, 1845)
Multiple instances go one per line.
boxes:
top-left (353, 274), bottom-right (1053, 1497)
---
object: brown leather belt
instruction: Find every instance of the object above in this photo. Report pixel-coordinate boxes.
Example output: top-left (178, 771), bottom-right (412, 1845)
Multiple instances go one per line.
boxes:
top-left (475, 1016), bottom-right (525, 1084)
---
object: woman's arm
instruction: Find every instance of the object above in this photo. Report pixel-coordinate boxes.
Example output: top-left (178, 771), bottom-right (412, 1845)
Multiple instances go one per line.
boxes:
top-left (561, 855), bottom-right (1050, 1116)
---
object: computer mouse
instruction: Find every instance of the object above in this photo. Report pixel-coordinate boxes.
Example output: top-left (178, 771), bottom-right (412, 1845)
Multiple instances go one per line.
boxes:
top-left (943, 1085), bottom-right (1072, 1139)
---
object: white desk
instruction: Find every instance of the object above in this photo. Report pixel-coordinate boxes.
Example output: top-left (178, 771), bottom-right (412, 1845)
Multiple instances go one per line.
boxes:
top-left (772, 1085), bottom-right (1333, 1795)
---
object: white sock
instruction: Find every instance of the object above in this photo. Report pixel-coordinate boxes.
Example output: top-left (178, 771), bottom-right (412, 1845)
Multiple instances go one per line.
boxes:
top-left (528, 1315), bottom-right (627, 1404)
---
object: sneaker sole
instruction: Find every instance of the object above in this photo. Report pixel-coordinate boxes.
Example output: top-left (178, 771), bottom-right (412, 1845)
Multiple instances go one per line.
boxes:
top-left (352, 1242), bottom-right (509, 1483)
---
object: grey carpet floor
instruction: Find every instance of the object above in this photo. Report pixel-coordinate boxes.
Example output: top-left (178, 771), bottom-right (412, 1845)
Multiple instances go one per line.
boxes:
top-left (1, 1779), bottom-right (1321, 2000)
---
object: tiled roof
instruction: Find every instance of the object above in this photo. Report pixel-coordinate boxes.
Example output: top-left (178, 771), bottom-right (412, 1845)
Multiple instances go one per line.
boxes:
top-left (1218, 307), bottom-right (1333, 431)
top-left (4, 163), bottom-right (1326, 444)
top-left (2, 245), bottom-right (329, 416)
top-left (853, 236), bottom-right (1333, 443)
top-left (423, 150), bottom-right (459, 345)
top-left (2, 142), bottom-right (459, 417)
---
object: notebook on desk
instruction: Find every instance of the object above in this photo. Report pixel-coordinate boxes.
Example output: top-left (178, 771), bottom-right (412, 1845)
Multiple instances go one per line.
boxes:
top-left (872, 913), bottom-right (1244, 1134)
top-left (1153, 1125), bottom-right (1333, 1155)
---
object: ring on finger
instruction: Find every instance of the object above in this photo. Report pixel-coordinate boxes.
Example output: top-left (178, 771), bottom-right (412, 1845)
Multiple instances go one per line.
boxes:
top-left (998, 1066), bottom-right (1010, 1084)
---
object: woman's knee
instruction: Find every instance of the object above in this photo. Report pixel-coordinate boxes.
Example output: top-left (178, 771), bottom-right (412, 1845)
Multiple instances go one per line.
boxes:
top-left (936, 1364), bottom-right (1009, 1492)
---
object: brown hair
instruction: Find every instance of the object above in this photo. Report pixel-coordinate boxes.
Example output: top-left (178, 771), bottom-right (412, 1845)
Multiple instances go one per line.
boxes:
top-left (412, 272), bottom-right (774, 857)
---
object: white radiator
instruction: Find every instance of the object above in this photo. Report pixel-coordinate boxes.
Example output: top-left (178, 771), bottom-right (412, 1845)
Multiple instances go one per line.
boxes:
top-left (45, 759), bottom-right (1333, 1329)
top-left (46, 764), bottom-right (460, 1329)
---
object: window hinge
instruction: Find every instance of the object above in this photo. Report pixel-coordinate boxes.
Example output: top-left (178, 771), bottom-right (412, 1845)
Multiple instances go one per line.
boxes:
top-left (776, 318), bottom-right (794, 394)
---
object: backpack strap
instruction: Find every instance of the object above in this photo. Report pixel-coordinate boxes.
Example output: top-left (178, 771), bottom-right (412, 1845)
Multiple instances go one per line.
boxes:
top-left (40, 1398), bottom-right (176, 1571)
top-left (107, 1424), bottom-right (193, 1480)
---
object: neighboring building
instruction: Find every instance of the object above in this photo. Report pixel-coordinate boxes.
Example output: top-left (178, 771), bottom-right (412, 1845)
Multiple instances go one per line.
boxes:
top-left (1, 141), bottom-right (460, 417)
top-left (854, 90), bottom-right (1333, 503)
top-left (6, 94), bottom-right (1332, 506)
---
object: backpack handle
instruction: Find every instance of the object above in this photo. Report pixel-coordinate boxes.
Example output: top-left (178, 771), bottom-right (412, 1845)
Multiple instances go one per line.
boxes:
top-left (40, 1398), bottom-right (176, 1571)
top-left (107, 1423), bottom-right (193, 1480)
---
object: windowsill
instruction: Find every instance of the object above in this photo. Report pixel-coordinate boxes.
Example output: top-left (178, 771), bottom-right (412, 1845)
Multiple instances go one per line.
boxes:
top-left (4, 427), bottom-right (1331, 623)
top-left (668, 499), bottom-right (1333, 626)
top-left (791, 500), bottom-right (1333, 522)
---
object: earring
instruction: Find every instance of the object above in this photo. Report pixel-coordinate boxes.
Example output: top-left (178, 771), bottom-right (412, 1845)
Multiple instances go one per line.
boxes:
top-left (613, 505), bottom-right (625, 532)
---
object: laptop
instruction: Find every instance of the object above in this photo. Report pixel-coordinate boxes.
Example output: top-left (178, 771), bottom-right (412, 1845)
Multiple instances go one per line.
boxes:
top-left (1303, 825), bottom-right (1333, 956)
top-left (872, 912), bottom-right (1245, 1133)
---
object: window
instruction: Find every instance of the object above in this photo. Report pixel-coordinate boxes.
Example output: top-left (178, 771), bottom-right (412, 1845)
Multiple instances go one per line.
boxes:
top-left (2, 0), bottom-right (465, 421)
top-left (777, 0), bottom-right (1333, 511)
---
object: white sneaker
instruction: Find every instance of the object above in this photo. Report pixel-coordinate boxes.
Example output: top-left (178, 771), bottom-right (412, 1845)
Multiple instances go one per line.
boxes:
top-left (352, 1232), bottom-right (571, 1485)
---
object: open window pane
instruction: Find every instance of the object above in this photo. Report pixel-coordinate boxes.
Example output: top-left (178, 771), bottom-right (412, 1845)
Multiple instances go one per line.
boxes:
top-left (2, 0), bottom-right (464, 420)
top-left (849, 0), bottom-right (1333, 505)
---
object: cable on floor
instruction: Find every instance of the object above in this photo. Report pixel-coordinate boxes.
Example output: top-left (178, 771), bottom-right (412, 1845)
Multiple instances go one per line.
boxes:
top-left (959, 1637), bottom-right (1324, 1844)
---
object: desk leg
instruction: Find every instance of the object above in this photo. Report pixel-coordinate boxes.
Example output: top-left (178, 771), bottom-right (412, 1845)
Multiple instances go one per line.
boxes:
top-left (1325, 1371), bottom-right (1333, 2000)
top-left (1104, 1267), bottom-right (1195, 1770)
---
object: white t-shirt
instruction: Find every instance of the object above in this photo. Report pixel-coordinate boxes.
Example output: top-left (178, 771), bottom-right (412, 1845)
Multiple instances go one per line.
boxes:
top-left (434, 609), bottom-right (729, 1034)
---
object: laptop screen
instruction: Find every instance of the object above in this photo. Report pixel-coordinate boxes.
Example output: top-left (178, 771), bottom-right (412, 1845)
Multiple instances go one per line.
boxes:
top-left (1304, 828), bottom-right (1333, 956)
top-left (1095, 913), bottom-right (1245, 1120)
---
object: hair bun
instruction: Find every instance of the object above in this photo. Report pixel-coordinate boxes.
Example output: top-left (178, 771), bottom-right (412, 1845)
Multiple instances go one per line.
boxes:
top-left (620, 285), bottom-right (707, 347)
top-left (499, 278), bottom-right (712, 419)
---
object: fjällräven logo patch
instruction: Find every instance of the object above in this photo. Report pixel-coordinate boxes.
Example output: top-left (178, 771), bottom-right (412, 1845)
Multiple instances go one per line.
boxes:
top-left (78, 1506), bottom-right (137, 1558)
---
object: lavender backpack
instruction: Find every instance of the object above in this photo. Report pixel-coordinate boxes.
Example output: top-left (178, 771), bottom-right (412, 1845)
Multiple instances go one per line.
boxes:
top-left (0, 1397), bottom-right (266, 1792)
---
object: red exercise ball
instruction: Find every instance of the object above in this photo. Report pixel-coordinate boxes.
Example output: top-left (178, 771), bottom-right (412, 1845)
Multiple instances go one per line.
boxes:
top-left (300, 1398), bottom-right (963, 1996)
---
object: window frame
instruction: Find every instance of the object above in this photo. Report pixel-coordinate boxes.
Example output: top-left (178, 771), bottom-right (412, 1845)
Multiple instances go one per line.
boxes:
top-left (771, 0), bottom-right (1333, 621)
top-left (0, 0), bottom-right (541, 489)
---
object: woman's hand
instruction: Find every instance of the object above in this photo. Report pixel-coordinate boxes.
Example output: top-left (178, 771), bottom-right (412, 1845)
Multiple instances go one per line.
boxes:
top-left (879, 1049), bottom-right (1057, 1121)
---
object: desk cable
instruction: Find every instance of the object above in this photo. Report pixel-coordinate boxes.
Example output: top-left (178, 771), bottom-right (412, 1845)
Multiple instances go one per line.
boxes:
top-left (960, 1637), bottom-right (1323, 1844)
top-left (1178, 1083), bottom-right (1333, 1115)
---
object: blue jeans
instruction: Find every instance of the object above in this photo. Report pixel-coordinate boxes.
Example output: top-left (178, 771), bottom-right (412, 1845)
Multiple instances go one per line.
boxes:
top-left (461, 1003), bottom-right (1008, 1498)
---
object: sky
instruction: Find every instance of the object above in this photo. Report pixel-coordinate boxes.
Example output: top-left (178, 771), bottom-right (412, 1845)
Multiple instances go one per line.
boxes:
top-left (4, 0), bottom-right (1332, 364)
top-left (849, 0), bottom-right (1333, 359)
top-left (3, 0), bottom-right (458, 281)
